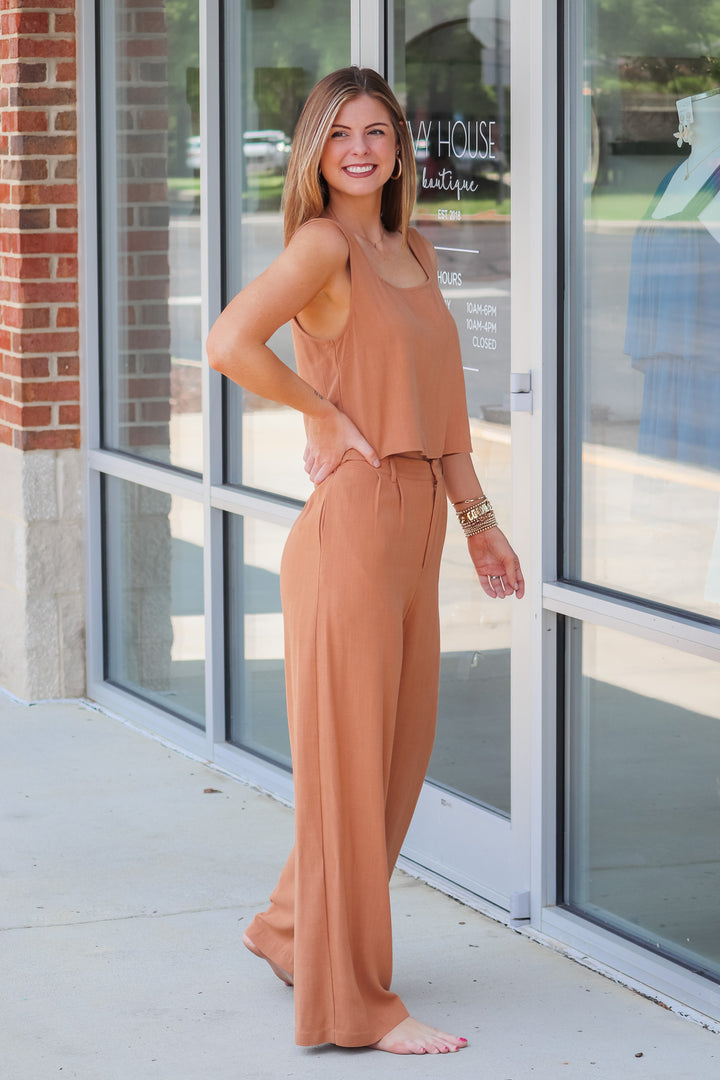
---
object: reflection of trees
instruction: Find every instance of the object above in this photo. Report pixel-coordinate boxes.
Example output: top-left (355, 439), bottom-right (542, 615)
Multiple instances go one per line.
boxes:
top-left (586, 2), bottom-right (720, 180)
top-left (591, 0), bottom-right (720, 114)
top-left (406, 19), bottom-right (494, 120)
top-left (595, 0), bottom-right (720, 59)
top-left (405, 18), bottom-right (509, 202)
top-left (241, 0), bottom-right (349, 139)
top-left (166, 0), bottom-right (199, 177)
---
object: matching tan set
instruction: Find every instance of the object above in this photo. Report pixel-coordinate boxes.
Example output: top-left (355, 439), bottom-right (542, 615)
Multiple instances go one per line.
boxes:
top-left (245, 218), bottom-right (474, 1046)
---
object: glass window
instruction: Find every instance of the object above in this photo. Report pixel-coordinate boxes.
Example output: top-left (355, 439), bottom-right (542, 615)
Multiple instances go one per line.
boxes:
top-left (434, 469), bottom-right (512, 815)
top-left (226, 515), bottom-right (291, 767)
top-left (99, 0), bottom-right (203, 473)
top-left (393, 0), bottom-right (512, 815)
top-left (565, 621), bottom-right (720, 981)
top-left (222, 0), bottom-right (351, 499)
top-left (564, 1), bottom-right (720, 620)
top-left (104, 476), bottom-right (206, 727)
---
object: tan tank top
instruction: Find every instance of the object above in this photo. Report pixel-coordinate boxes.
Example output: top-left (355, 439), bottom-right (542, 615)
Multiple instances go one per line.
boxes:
top-left (290, 218), bottom-right (473, 460)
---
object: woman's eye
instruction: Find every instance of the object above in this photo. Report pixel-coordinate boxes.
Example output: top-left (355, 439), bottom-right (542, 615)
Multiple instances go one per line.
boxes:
top-left (330, 130), bottom-right (346, 138)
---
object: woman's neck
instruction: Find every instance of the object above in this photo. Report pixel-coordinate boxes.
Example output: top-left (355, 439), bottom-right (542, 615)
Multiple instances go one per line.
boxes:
top-left (325, 191), bottom-right (385, 240)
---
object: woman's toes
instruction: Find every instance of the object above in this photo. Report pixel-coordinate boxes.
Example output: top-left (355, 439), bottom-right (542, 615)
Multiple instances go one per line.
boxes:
top-left (371, 1017), bottom-right (468, 1055)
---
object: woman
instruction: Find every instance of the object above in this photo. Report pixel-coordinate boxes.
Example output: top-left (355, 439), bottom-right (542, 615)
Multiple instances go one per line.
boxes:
top-left (206, 66), bottom-right (524, 1056)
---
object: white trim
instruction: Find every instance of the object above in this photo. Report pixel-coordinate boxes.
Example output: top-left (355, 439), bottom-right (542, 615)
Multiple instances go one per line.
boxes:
top-left (88, 448), bottom-right (204, 500)
top-left (78, 0), bottom-right (104, 695)
top-left (209, 484), bottom-right (302, 525)
top-left (398, 855), bottom-right (515, 920)
top-left (510, 0), bottom-right (561, 929)
top-left (540, 906), bottom-right (720, 1029)
top-left (396, 854), bottom-right (720, 1030)
top-left (543, 582), bottom-right (720, 661)
top-left (353, 0), bottom-right (383, 72)
top-left (200, 0), bottom-right (224, 757)
top-left (95, 0), bottom-right (121, 452)
top-left (86, 679), bottom-right (209, 760)
top-left (403, 791), bottom-right (514, 912)
top-left (535, 0), bottom-right (561, 919)
top-left (350, 0), bottom-right (361, 65)
top-left (212, 741), bottom-right (295, 807)
top-left (78, 0), bottom-right (100, 456)
top-left (76, 683), bottom-right (296, 818)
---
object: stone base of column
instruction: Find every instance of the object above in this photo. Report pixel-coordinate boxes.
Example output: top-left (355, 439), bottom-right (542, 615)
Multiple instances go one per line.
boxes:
top-left (0, 444), bottom-right (85, 700)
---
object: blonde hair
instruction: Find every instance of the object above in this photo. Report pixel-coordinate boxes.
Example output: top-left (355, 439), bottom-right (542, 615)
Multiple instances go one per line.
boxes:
top-left (282, 67), bottom-right (416, 245)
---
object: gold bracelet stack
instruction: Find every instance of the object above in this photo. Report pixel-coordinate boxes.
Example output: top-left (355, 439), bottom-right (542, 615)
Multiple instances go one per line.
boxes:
top-left (456, 496), bottom-right (497, 538)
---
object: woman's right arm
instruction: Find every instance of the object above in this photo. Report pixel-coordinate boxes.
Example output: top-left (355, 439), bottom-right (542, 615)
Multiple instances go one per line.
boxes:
top-left (206, 220), bottom-right (379, 483)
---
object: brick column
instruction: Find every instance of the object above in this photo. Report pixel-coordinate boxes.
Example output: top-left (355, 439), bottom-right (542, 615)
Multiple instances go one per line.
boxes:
top-left (0, 1), bottom-right (84, 700)
top-left (0, 1), bottom-right (79, 452)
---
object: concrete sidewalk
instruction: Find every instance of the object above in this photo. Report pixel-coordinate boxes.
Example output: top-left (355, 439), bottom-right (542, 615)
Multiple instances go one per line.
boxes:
top-left (1, 693), bottom-right (717, 1080)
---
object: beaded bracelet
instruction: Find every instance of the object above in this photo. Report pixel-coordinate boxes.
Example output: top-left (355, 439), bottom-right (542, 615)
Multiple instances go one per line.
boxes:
top-left (456, 496), bottom-right (497, 538)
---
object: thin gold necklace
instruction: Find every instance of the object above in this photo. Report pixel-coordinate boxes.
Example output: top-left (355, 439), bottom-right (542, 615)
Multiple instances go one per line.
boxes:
top-left (684, 142), bottom-right (720, 180)
top-left (357, 229), bottom-right (386, 249)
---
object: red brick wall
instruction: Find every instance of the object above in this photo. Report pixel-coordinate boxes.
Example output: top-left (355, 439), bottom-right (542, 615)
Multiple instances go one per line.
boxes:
top-left (0, 0), bottom-right (79, 451)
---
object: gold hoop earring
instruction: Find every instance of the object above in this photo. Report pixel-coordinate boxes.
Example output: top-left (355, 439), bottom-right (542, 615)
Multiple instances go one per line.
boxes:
top-left (390, 155), bottom-right (402, 180)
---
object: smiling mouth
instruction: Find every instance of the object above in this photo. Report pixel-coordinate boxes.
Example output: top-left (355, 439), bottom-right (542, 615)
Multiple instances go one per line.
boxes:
top-left (343, 164), bottom-right (377, 175)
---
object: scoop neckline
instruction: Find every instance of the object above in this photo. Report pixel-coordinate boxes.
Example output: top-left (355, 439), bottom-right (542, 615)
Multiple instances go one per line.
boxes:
top-left (345, 225), bottom-right (432, 291)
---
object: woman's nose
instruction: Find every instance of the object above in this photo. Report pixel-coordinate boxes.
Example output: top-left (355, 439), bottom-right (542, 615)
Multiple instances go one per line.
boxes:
top-left (349, 134), bottom-right (371, 155)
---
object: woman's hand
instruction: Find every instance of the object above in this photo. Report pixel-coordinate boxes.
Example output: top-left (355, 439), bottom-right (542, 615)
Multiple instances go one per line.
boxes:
top-left (303, 404), bottom-right (380, 485)
top-left (468, 527), bottom-right (525, 599)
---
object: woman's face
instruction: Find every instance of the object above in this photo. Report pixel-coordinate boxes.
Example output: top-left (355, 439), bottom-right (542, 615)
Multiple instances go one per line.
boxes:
top-left (319, 94), bottom-right (398, 199)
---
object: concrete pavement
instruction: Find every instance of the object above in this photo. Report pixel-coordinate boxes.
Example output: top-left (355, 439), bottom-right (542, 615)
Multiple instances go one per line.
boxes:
top-left (1, 691), bottom-right (718, 1080)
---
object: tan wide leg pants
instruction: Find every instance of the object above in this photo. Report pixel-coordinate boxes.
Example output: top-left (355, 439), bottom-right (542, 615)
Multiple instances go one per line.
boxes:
top-left (246, 451), bottom-right (447, 1047)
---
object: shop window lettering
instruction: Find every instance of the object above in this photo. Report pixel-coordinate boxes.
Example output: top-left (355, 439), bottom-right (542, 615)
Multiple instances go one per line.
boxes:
top-left (409, 119), bottom-right (496, 202)
top-left (422, 169), bottom-right (478, 199)
top-left (409, 120), bottom-right (497, 161)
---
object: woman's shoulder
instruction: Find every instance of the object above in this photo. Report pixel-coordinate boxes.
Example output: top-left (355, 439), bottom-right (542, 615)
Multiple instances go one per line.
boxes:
top-left (289, 216), bottom-right (350, 261)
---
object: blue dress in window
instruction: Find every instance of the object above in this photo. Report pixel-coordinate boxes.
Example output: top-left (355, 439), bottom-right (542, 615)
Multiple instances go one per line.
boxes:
top-left (624, 161), bottom-right (720, 470)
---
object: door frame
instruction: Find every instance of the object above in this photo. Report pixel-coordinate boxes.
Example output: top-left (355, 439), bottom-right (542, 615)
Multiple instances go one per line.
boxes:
top-left (380, 0), bottom-right (560, 919)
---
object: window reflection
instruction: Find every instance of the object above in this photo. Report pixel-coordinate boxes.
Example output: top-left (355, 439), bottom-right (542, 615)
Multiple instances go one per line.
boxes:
top-left (100, 0), bottom-right (203, 472)
top-left (226, 515), bottom-right (291, 767)
top-left (566, 3), bottom-right (720, 617)
top-left (394, 0), bottom-right (513, 815)
top-left (104, 477), bottom-right (206, 727)
top-left (566, 622), bottom-right (720, 980)
top-left (223, 1), bottom-right (350, 499)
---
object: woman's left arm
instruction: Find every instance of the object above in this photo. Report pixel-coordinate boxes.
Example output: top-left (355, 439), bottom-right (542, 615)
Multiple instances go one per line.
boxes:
top-left (442, 453), bottom-right (525, 600)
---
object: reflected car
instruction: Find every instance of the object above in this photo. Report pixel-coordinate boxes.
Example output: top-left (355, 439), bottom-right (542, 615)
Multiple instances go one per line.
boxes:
top-left (185, 130), bottom-right (291, 174)
top-left (243, 129), bottom-right (291, 174)
top-left (186, 134), bottom-right (201, 171)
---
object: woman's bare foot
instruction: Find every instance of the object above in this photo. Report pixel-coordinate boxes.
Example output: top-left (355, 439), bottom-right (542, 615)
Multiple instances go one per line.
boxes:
top-left (242, 932), bottom-right (293, 987)
top-left (370, 1017), bottom-right (468, 1055)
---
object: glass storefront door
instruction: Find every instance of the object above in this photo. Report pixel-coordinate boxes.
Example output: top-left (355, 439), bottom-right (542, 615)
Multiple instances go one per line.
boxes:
top-left (218, 0), bottom-right (528, 911)
top-left (389, 0), bottom-right (526, 910)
